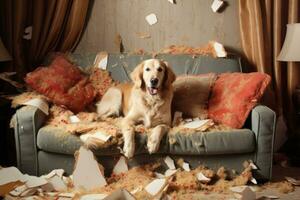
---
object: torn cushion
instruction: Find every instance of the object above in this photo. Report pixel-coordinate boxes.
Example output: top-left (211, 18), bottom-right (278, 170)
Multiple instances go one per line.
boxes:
top-left (25, 55), bottom-right (96, 113)
top-left (172, 73), bottom-right (217, 119)
top-left (208, 72), bottom-right (271, 128)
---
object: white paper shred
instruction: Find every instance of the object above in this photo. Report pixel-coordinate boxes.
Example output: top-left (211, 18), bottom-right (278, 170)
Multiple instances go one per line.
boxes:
top-left (211, 0), bottom-right (224, 12)
top-left (145, 13), bottom-right (158, 25)
top-left (183, 119), bottom-right (211, 129)
top-left (22, 98), bottom-right (49, 115)
top-left (196, 172), bottom-right (211, 182)
top-left (182, 162), bottom-right (191, 172)
top-left (98, 56), bottom-right (108, 70)
top-left (112, 156), bottom-right (128, 175)
top-left (164, 169), bottom-right (177, 177)
top-left (164, 156), bottom-right (176, 170)
top-left (145, 178), bottom-right (166, 196)
top-left (69, 115), bottom-right (80, 123)
top-left (80, 193), bottom-right (108, 200)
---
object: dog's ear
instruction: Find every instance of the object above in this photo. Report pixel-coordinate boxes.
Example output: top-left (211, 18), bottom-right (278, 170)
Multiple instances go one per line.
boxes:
top-left (130, 62), bottom-right (144, 88)
top-left (163, 61), bottom-right (176, 89)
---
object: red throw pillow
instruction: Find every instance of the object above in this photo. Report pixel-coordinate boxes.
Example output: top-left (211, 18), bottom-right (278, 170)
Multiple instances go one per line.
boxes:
top-left (208, 72), bottom-right (271, 128)
top-left (25, 55), bottom-right (96, 113)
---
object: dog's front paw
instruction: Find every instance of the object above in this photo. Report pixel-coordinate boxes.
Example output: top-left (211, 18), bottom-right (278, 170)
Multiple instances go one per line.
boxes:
top-left (147, 138), bottom-right (160, 154)
top-left (123, 139), bottom-right (135, 158)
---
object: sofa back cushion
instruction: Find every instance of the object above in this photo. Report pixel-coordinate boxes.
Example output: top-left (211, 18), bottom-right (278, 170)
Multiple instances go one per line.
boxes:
top-left (208, 72), bottom-right (271, 128)
top-left (25, 55), bottom-right (96, 113)
top-left (172, 73), bottom-right (217, 119)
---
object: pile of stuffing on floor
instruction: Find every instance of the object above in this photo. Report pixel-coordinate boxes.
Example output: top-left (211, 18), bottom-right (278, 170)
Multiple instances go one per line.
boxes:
top-left (1, 148), bottom-right (296, 200)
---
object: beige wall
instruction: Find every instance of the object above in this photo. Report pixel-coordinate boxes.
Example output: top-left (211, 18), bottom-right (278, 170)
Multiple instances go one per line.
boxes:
top-left (75, 0), bottom-right (241, 54)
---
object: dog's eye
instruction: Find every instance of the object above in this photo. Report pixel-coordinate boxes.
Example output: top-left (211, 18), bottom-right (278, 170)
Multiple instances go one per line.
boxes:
top-left (157, 67), bottom-right (163, 72)
top-left (145, 68), bottom-right (150, 71)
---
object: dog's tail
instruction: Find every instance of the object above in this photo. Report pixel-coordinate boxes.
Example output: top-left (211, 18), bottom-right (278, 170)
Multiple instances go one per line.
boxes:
top-left (96, 87), bottom-right (122, 118)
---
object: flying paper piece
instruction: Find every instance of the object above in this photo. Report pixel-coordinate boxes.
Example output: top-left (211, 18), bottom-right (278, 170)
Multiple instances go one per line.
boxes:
top-left (94, 52), bottom-right (108, 70)
top-left (249, 162), bottom-right (258, 170)
top-left (22, 98), bottom-right (49, 115)
top-left (164, 169), bottom-right (177, 177)
top-left (145, 14), bottom-right (158, 25)
top-left (213, 42), bottom-right (227, 57)
top-left (211, 0), bottom-right (224, 13)
top-left (73, 147), bottom-right (107, 190)
top-left (182, 162), bottom-right (191, 172)
top-left (103, 189), bottom-right (135, 200)
top-left (69, 115), bottom-right (80, 123)
top-left (196, 172), bottom-right (211, 183)
top-left (112, 156), bottom-right (129, 175)
top-left (168, 0), bottom-right (175, 4)
top-left (164, 156), bottom-right (176, 170)
top-left (155, 172), bottom-right (165, 179)
top-left (145, 178), bottom-right (166, 196)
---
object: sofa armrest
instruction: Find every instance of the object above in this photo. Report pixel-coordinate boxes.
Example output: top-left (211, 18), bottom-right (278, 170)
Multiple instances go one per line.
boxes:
top-left (14, 105), bottom-right (47, 175)
top-left (251, 105), bottom-right (276, 180)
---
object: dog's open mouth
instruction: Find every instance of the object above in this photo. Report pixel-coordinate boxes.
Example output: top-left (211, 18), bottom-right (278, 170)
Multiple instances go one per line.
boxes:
top-left (148, 87), bottom-right (158, 95)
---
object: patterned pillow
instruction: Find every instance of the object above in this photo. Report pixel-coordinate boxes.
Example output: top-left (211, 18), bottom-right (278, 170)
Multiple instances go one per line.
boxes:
top-left (208, 72), bottom-right (271, 128)
top-left (172, 73), bottom-right (217, 119)
top-left (25, 55), bottom-right (96, 113)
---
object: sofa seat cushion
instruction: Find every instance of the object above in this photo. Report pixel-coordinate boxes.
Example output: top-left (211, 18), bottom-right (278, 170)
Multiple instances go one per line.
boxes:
top-left (37, 126), bottom-right (255, 156)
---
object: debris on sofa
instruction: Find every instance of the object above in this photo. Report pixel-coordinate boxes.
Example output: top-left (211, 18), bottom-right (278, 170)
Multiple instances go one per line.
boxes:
top-left (161, 41), bottom-right (227, 58)
top-left (9, 91), bottom-right (48, 108)
top-left (73, 147), bottom-right (107, 190)
top-left (93, 51), bottom-right (108, 70)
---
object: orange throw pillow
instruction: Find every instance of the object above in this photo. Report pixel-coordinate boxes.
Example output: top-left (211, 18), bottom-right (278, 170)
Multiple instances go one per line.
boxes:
top-left (25, 55), bottom-right (96, 113)
top-left (208, 72), bottom-right (271, 128)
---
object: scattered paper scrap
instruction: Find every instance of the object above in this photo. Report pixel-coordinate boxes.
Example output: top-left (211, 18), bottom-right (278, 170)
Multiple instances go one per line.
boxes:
top-left (112, 156), bottom-right (128, 175)
top-left (69, 115), bottom-right (80, 123)
top-left (262, 195), bottom-right (279, 199)
top-left (22, 98), bottom-right (49, 115)
top-left (94, 52), bottom-right (108, 70)
top-left (211, 0), bottom-right (224, 13)
top-left (165, 169), bottom-right (177, 177)
top-left (46, 175), bottom-right (67, 192)
top-left (168, 0), bottom-right (175, 4)
top-left (230, 186), bottom-right (256, 200)
top-left (182, 162), bottom-right (191, 172)
top-left (250, 177), bottom-right (257, 185)
top-left (73, 147), bottom-right (107, 190)
top-left (104, 189), bottom-right (135, 200)
top-left (155, 172), bottom-right (165, 179)
top-left (285, 176), bottom-right (300, 186)
top-left (58, 192), bottom-right (75, 198)
top-left (182, 119), bottom-right (214, 130)
top-left (0, 167), bottom-right (24, 186)
top-left (213, 41), bottom-right (227, 57)
top-left (164, 156), bottom-right (176, 170)
top-left (196, 172), bottom-right (211, 183)
top-left (23, 175), bottom-right (47, 188)
top-left (131, 186), bottom-right (143, 194)
top-left (80, 131), bottom-right (112, 143)
top-left (145, 178), bottom-right (166, 196)
top-left (249, 163), bottom-right (258, 170)
top-left (80, 193), bottom-right (108, 200)
top-left (43, 169), bottom-right (64, 179)
top-left (145, 13), bottom-right (158, 25)
top-left (9, 185), bottom-right (28, 196)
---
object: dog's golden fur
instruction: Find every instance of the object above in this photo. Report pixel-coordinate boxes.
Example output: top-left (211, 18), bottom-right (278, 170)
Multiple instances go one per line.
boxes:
top-left (96, 59), bottom-right (176, 158)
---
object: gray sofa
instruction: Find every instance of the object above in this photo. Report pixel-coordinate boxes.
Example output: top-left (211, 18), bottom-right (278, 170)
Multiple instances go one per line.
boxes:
top-left (13, 53), bottom-right (276, 181)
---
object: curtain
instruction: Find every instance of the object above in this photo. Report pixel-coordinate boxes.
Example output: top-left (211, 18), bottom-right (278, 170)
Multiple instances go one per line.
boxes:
top-left (239, 0), bottom-right (300, 135)
top-left (0, 0), bottom-right (90, 77)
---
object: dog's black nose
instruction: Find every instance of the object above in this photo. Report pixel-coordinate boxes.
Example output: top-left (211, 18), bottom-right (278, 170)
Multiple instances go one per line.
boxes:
top-left (150, 78), bottom-right (159, 86)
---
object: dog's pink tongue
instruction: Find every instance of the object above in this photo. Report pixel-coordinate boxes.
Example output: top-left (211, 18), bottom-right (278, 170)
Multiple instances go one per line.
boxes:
top-left (149, 88), bottom-right (158, 95)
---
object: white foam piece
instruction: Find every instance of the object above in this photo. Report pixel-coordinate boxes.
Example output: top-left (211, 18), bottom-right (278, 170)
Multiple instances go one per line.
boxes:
top-left (145, 178), bottom-right (166, 196)
top-left (145, 13), bottom-right (158, 25)
top-left (196, 172), bottom-right (211, 182)
top-left (164, 156), bottom-right (176, 170)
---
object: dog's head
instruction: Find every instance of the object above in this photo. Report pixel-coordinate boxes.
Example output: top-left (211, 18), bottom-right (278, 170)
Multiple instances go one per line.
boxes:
top-left (130, 59), bottom-right (176, 95)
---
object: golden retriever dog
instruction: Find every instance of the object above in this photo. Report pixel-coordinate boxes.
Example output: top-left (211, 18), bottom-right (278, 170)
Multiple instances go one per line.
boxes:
top-left (96, 59), bottom-right (176, 158)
